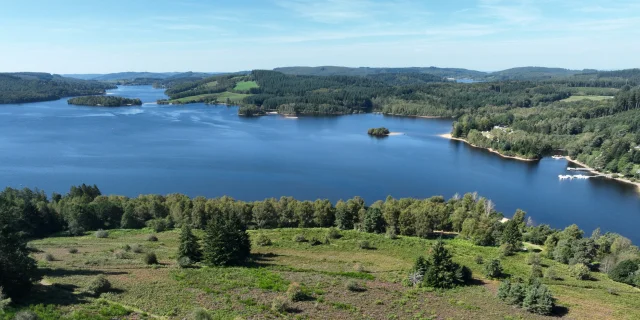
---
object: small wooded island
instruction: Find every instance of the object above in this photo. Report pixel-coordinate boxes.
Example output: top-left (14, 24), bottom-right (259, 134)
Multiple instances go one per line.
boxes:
top-left (367, 127), bottom-right (390, 136)
top-left (67, 96), bottom-right (142, 107)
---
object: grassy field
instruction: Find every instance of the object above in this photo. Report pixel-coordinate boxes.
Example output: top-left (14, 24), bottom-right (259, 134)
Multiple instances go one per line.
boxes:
top-left (561, 95), bottom-right (614, 102)
top-left (233, 81), bottom-right (259, 92)
top-left (9, 228), bottom-right (640, 319)
top-left (170, 92), bottom-right (249, 104)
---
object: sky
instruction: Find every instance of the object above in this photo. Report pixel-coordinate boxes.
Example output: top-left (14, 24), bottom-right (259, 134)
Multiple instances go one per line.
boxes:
top-left (0, 0), bottom-right (639, 73)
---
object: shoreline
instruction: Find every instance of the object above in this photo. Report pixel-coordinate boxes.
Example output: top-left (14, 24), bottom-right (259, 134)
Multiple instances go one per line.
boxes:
top-left (388, 132), bottom-right (404, 136)
top-left (562, 156), bottom-right (640, 190)
top-left (438, 133), bottom-right (538, 162)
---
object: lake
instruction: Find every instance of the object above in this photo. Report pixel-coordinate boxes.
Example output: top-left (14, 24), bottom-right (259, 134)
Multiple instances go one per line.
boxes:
top-left (2, 86), bottom-right (639, 243)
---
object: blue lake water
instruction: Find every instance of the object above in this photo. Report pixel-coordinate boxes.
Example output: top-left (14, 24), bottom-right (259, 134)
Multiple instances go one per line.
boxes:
top-left (1, 86), bottom-right (639, 242)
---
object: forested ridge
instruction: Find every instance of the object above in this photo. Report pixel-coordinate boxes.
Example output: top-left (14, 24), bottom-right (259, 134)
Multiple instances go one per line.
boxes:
top-left (67, 96), bottom-right (142, 107)
top-left (0, 73), bottom-right (116, 104)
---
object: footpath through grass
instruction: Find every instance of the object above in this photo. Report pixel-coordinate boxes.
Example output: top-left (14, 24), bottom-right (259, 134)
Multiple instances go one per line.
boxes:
top-left (11, 228), bottom-right (640, 319)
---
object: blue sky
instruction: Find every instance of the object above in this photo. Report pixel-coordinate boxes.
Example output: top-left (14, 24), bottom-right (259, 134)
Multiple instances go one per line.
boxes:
top-left (1, 0), bottom-right (639, 73)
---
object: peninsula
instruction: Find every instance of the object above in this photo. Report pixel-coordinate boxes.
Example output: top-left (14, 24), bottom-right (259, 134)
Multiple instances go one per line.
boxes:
top-left (67, 96), bottom-right (143, 107)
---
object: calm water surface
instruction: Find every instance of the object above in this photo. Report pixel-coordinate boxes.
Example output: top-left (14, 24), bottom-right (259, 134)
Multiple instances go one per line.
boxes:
top-left (1, 86), bottom-right (639, 242)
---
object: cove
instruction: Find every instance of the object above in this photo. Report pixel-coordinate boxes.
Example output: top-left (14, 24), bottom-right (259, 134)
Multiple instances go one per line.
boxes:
top-left (1, 86), bottom-right (639, 243)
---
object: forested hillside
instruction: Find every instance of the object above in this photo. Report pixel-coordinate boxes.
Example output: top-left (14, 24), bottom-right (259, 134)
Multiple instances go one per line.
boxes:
top-left (0, 73), bottom-right (116, 104)
top-left (67, 96), bottom-right (142, 107)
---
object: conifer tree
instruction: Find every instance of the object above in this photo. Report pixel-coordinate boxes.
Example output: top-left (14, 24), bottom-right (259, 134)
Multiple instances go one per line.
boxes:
top-left (177, 224), bottom-right (202, 263)
top-left (203, 213), bottom-right (250, 266)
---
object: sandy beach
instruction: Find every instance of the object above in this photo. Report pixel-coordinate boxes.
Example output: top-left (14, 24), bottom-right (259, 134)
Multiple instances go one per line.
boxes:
top-left (438, 133), bottom-right (538, 162)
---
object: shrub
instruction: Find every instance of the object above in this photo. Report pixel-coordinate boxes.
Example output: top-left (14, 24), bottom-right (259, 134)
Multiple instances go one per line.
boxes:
top-left (14, 311), bottom-right (39, 320)
top-left (608, 259), bottom-right (640, 286)
top-left (386, 227), bottom-right (398, 240)
top-left (484, 259), bottom-right (503, 278)
top-left (353, 263), bottom-right (365, 273)
top-left (68, 248), bottom-right (79, 254)
top-left (286, 282), bottom-right (307, 302)
top-left (87, 275), bottom-right (111, 296)
top-left (346, 280), bottom-right (366, 292)
top-left (499, 243), bottom-right (518, 257)
top-left (522, 281), bottom-right (555, 315)
top-left (122, 244), bottom-right (131, 252)
top-left (544, 266), bottom-right (560, 280)
top-left (147, 218), bottom-right (169, 233)
top-left (271, 296), bottom-right (290, 313)
top-left (178, 256), bottom-right (193, 268)
top-left (44, 253), bottom-right (55, 262)
top-left (190, 308), bottom-right (213, 320)
top-left (570, 263), bottom-right (590, 280)
top-left (326, 227), bottom-right (341, 239)
top-left (95, 230), bottom-right (109, 238)
top-left (474, 255), bottom-right (484, 264)
top-left (114, 250), bottom-right (129, 259)
top-left (131, 244), bottom-right (143, 253)
top-left (144, 252), bottom-right (159, 265)
top-left (531, 265), bottom-right (543, 279)
top-left (255, 234), bottom-right (272, 246)
top-left (293, 234), bottom-right (306, 242)
top-left (526, 253), bottom-right (541, 266)
top-left (506, 282), bottom-right (527, 306)
top-left (147, 235), bottom-right (158, 242)
top-left (358, 240), bottom-right (373, 250)
top-left (0, 286), bottom-right (11, 311)
top-left (309, 237), bottom-right (322, 246)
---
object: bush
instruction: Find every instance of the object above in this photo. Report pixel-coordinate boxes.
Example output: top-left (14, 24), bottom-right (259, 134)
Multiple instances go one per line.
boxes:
top-left (353, 263), bottom-right (365, 273)
top-left (326, 227), bottom-right (342, 239)
top-left (122, 244), bottom-right (131, 252)
top-left (255, 234), bottom-right (272, 246)
top-left (309, 237), bottom-right (322, 246)
top-left (178, 256), bottom-right (193, 268)
top-left (522, 281), bottom-right (555, 315)
top-left (87, 275), bottom-right (111, 295)
top-left (131, 244), bottom-right (143, 253)
top-left (147, 234), bottom-right (158, 242)
top-left (570, 263), bottom-right (590, 280)
top-left (0, 286), bottom-right (11, 311)
top-left (190, 308), bottom-right (213, 320)
top-left (499, 243), bottom-right (518, 257)
top-left (386, 227), bottom-right (398, 240)
top-left (68, 248), bottom-right (78, 254)
top-left (293, 234), bottom-right (306, 242)
top-left (346, 280), bottom-right (366, 292)
top-left (286, 282), bottom-right (307, 302)
top-left (44, 253), bottom-right (55, 262)
top-left (484, 259), bottom-right (503, 278)
top-left (114, 250), bottom-right (129, 259)
top-left (14, 311), bottom-right (39, 320)
top-left (526, 253), bottom-right (541, 266)
top-left (544, 267), bottom-right (560, 280)
top-left (358, 240), bottom-right (373, 250)
top-left (474, 255), bottom-right (484, 264)
top-left (95, 230), bottom-right (109, 238)
top-left (608, 259), bottom-right (640, 286)
top-left (147, 218), bottom-right (169, 233)
top-left (531, 265), bottom-right (543, 279)
top-left (144, 252), bottom-right (159, 265)
top-left (271, 296), bottom-right (290, 313)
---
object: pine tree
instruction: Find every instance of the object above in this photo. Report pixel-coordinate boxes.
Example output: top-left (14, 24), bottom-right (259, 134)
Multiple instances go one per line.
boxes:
top-left (421, 239), bottom-right (471, 288)
top-left (522, 281), bottom-right (555, 315)
top-left (0, 214), bottom-right (41, 299)
top-left (177, 224), bottom-right (202, 263)
top-left (203, 213), bottom-right (251, 266)
top-left (500, 219), bottom-right (522, 255)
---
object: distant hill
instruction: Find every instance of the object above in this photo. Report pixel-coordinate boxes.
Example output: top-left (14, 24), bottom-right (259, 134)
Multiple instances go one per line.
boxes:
top-left (64, 71), bottom-right (222, 81)
top-left (274, 66), bottom-right (487, 80)
top-left (486, 67), bottom-right (584, 81)
top-left (0, 72), bottom-right (116, 104)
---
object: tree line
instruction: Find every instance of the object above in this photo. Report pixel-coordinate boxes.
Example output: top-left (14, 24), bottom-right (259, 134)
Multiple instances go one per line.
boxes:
top-left (67, 96), bottom-right (142, 107)
top-left (0, 73), bottom-right (116, 104)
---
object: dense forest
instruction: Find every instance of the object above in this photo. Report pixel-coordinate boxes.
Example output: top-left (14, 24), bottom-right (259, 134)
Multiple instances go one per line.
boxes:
top-left (0, 73), bottom-right (116, 104)
top-left (67, 96), bottom-right (142, 107)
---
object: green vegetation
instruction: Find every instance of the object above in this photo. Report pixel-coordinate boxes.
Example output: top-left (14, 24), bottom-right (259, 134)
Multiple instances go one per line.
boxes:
top-left (67, 95), bottom-right (142, 107)
top-left (367, 127), bottom-right (390, 136)
top-left (0, 73), bottom-right (115, 104)
top-left (1, 184), bottom-right (640, 318)
top-left (233, 80), bottom-right (258, 92)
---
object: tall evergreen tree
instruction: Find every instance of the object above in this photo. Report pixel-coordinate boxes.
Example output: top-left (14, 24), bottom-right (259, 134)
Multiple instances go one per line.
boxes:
top-left (203, 213), bottom-right (250, 266)
top-left (419, 239), bottom-right (472, 288)
top-left (177, 224), bottom-right (202, 263)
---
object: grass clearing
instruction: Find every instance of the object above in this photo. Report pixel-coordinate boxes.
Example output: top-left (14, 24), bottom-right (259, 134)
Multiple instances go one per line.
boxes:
top-left (233, 81), bottom-right (258, 91)
top-left (561, 95), bottom-right (614, 102)
top-left (14, 228), bottom-right (639, 319)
